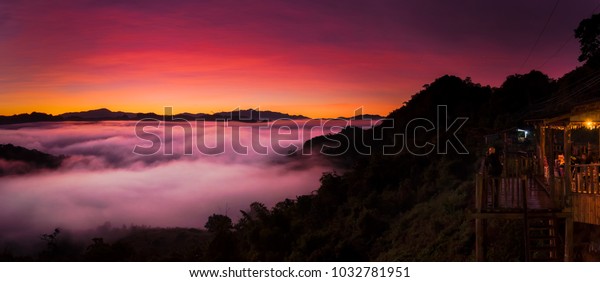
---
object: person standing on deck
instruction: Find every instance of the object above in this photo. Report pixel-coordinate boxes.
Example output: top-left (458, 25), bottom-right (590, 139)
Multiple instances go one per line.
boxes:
top-left (556, 154), bottom-right (565, 177)
top-left (485, 146), bottom-right (503, 207)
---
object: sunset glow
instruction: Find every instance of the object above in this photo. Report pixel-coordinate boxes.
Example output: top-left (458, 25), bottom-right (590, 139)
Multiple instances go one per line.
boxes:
top-left (0, 0), bottom-right (597, 117)
top-left (4, 0), bottom-right (600, 266)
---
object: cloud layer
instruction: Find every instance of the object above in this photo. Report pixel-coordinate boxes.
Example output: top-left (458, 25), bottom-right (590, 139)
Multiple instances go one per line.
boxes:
top-left (0, 120), bottom-right (370, 243)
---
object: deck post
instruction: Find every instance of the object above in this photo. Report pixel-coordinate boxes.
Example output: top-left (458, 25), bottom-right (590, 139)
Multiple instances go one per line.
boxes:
top-left (476, 173), bottom-right (483, 212)
top-left (476, 217), bottom-right (486, 261)
top-left (564, 215), bottom-right (573, 262)
top-left (541, 126), bottom-right (547, 176)
top-left (546, 127), bottom-right (555, 201)
top-left (522, 177), bottom-right (529, 261)
top-left (475, 172), bottom-right (486, 261)
top-left (564, 125), bottom-right (572, 207)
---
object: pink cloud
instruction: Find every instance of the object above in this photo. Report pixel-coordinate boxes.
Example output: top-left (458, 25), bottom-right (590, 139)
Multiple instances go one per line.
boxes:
top-left (0, 120), bottom-right (376, 242)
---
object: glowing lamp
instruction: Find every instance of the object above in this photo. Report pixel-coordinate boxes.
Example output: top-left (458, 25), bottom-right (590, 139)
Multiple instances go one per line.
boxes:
top-left (585, 120), bottom-right (594, 130)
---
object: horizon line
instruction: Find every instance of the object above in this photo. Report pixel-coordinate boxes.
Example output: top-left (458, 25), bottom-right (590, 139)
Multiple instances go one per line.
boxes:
top-left (0, 107), bottom-right (389, 120)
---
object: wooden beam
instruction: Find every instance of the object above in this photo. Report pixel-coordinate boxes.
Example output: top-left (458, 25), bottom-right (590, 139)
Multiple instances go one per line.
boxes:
top-left (475, 218), bottom-right (485, 262)
top-left (476, 173), bottom-right (483, 212)
top-left (564, 125), bottom-right (572, 206)
top-left (542, 113), bottom-right (571, 126)
top-left (523, 178), bottom-right (530, 262)
top-left (540, 126), bottom-right (547, 177)
top-left (472, 211), bottom-right (571, 219)
top-left (564, 215), bottom-right (574, 262)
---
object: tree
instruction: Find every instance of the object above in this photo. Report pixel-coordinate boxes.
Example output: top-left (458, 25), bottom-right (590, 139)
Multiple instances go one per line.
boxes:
top-left (204, 214), bottom-right (238, 261)
top-left (575, 13), bottom-right (600, 63)
top-left (40, 228), bottom-right (60, 254)
top-left (204, 214), bottom-right (232, 233)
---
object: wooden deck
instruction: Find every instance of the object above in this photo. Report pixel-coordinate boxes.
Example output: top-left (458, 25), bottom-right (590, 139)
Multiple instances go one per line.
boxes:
top-left (478, 176), bottom-right (560, 213)
top-left (474, 173), bottom-right (574, 261)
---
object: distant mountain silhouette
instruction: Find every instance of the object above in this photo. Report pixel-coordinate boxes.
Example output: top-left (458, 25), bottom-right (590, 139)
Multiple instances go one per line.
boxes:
top-left (336, 114), bottom-right (384, 120)
top-left (0, 108), bottom-right (311, 124)
top-left (60, 108), bottom-right (137, 120)
top-left (0, 112), bottom-right (64, 124)
top-left (213, 109), bottom-right (309, 121)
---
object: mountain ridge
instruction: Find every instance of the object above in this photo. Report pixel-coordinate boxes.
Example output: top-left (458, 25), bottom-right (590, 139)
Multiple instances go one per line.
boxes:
top-left (0, 108), bottom-right (385, 125)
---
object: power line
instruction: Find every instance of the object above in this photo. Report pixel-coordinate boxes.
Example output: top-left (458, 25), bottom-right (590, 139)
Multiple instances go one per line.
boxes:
top-left (537, 1), bottom-right (600, 70)
top-left (518, 0), bottom-right (560, 72)
top-left (528, 1), bottom-right (600, 115)
top-left (529, 68), bottom-right (600, 115)
top-left (536, 36), bottom-right (573, 69)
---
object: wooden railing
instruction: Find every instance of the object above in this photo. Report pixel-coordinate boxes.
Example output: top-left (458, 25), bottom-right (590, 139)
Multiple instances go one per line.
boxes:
top-left (476, 173), bottom-right (528, 211)
top-left (503, 154), bottom-right (537, 178)
top-left (571, 164), bottom-right (600, 194)
top-left (569, 164), bottom-right (600, 225)
top-left (476, 173), bottom-right (567, 212)
top-left (476, 153), bottom-right (572, 212)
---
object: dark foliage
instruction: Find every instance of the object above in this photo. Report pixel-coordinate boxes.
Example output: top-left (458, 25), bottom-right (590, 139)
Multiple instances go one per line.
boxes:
top-left (575, 13), bottom-right (600, 64)
top-left (0, 144), bottom-right (65, 176)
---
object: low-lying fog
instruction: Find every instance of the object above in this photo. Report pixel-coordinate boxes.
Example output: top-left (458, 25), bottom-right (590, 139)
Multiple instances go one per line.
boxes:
top-left (0, 120), bottom-right (376, 248)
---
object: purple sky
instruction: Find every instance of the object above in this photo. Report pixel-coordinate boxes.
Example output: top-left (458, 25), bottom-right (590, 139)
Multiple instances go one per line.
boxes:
top-left (0, 0), bottom-right (598, 117)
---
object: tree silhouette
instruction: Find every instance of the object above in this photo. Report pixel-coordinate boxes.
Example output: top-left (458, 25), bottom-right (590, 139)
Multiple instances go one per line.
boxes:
top-left (204, 214), bottom-right (239, 261)
top-left (39, 228), bottom-right (61, 261)
top-left (575, 13), bottom-right (600, 63)
top-left (204, 214), bottom-right (233, 233)
top-left (40, 228), bottom-right (60, 251)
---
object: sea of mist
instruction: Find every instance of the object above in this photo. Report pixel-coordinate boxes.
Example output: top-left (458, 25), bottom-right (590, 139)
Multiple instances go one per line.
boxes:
top-left (0, 119), bottom-right (376, 249)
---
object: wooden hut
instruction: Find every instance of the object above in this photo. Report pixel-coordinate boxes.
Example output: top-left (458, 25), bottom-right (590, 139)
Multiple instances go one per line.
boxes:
top-left (474, 100), bottom-right (600, 261)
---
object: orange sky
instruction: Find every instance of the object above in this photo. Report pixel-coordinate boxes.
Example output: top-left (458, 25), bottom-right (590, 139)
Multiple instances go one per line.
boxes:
top-left (0, 0), bottom-right (596, 118)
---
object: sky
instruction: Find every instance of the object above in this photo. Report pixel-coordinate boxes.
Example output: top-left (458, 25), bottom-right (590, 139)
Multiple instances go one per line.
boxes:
top-left (0, 0), bottom-right (599, 118)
